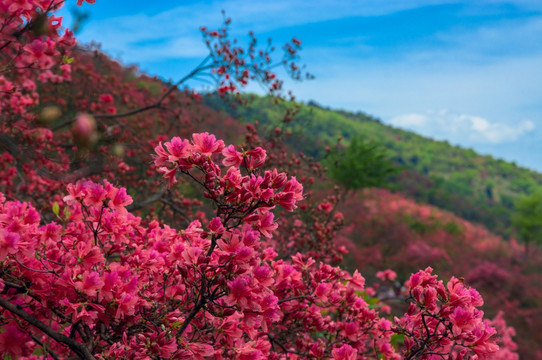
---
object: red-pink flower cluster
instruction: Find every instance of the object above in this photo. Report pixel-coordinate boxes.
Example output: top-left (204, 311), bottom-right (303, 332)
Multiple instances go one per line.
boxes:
top-left (395, 267), bottom-right (501, 359)
top-left (0, 134), bottom-right (514, 359)
top-left (377, 269), bottom-right (398, 282)
top-left (154, 132), bottom-right (303, 213)
top-left (0, 1), bottom-right (77, 117)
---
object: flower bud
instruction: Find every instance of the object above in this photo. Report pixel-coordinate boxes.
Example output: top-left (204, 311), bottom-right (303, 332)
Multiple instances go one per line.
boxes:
top-left (72, 114), bottom-right (98, 148)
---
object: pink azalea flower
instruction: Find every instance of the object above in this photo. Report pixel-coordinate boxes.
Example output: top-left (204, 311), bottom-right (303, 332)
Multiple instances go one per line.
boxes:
top-left (153, 141), bottom-right (170, 167)
top-left (342, 322), bottom-right (359, 341)
top-left (82, 181), bottom-right (107, 208)
top-left (192, 132), bottom-right (225, 155)
top-left (115, 292), bottom-right (138, 319)
top-left (349, 269), bottom-right (366, 291)
top-left (225, 276), bottom-right (253, 309)
top-left (283, 177), bottom-right (304, 201)
top-left (376, 269), bottom-right (397, 282)
top-left (275, 191), bottom-right (297, 211)
top-left (315, 282), bottom-right (331, 302)
top-left (165, 136), bottom-right (192, 161)
top-left (0, 229), bottom-right (19, 260)
top-left (187, 342), bottom-right (215, 360)
top-left (258, 211), bottom-right (278, 238)
top-left (0, 325), bottom-right (31, 358)
top-left (222, 144), bottom-right (243, 167)
top-left (245, 147), bottom-right (267, 169)
top-left (331, 344), bottom-right (358, 360)
top-left (158, 166), bottom-right (178, 188)
top-left (108, 186), bottom-right (133, 212)
top-left (74, 271), bottom-right (104, 297)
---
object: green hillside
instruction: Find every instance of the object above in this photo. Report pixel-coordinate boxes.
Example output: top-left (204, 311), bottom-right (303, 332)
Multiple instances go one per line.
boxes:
top-left (206, 95), bottom-right (542, 236)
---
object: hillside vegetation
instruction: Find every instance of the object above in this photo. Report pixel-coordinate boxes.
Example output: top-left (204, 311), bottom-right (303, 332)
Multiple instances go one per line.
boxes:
top-left (206, 95), bottom-right (542, 236)
top-left (336, 188), bottom-right (542, 357)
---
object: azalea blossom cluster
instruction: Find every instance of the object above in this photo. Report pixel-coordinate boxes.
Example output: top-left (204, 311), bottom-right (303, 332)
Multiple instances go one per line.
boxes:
top-left (0, 0), bottom-right (87, 208)
top-left (0, 133), bottom-right (512, 359)
top-left (0, 0), bottom-right (76, 117)
top-left (154, 132), bottom-right (303, 212)
top-left (395, 267), bottom-right (505, 359)
top-left (238, 122), bottom-right (348, 265)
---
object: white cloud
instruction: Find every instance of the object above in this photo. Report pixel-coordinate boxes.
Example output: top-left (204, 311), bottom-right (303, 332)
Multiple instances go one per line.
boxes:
top-left (390, 110), bottom-right (535, 144)
top-left (390, 113), bottom-right (428, 126)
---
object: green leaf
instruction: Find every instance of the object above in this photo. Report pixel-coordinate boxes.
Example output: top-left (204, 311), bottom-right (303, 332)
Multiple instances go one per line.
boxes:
top-left (62, 56), bottom-right (74, 64)
top-left (52, 202), bottom-right (59, 216)
top-left (313, 331), bottom-right (328, 339)
top-left (63, 207), bottom-right (71, 220)
top-left (391, 333), bottom-right (405, 348)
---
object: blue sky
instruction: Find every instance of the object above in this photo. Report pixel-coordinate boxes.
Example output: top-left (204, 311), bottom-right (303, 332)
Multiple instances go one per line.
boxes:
top-left (60, 0), bottom-right (542, 171)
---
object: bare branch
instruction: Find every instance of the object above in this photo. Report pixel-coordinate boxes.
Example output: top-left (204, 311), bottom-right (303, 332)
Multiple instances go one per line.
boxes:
top-left (0, 296), bottom-right (96, 360)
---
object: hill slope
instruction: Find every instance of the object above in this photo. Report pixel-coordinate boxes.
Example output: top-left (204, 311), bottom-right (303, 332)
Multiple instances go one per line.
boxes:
top-left (206, 95), bottom-right (542, 236)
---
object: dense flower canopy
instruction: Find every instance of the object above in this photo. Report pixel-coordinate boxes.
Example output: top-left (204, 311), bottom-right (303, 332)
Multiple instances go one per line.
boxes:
top-left (0, 133), bottom-right (516, 359)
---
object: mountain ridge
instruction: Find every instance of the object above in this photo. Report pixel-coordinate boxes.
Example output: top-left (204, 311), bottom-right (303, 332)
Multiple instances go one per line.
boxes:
top-left (204, 94), bottom-right (542, 237)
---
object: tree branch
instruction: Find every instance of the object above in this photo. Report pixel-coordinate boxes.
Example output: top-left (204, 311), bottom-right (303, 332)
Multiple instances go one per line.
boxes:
top-left (127, 185), bottom-right (167, 212)
top-left (0, 296), bottom-right (96, 360)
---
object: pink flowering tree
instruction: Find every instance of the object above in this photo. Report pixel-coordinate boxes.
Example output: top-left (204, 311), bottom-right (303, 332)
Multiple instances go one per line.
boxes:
top-left (0, 133), bottom-right (515, 359)
top-left (0, 1), bottom-right (308, 212)
top-left (0, 2), bottom-right (518, 359)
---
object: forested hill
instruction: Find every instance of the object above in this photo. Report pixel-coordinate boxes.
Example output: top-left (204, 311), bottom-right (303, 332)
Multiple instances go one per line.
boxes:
top-left (205, 95), bottom-right (542, 236)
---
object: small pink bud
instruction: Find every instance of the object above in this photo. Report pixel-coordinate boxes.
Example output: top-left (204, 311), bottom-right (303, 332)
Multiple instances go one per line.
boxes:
top-left (71, 114), bottom-right (97, 148)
